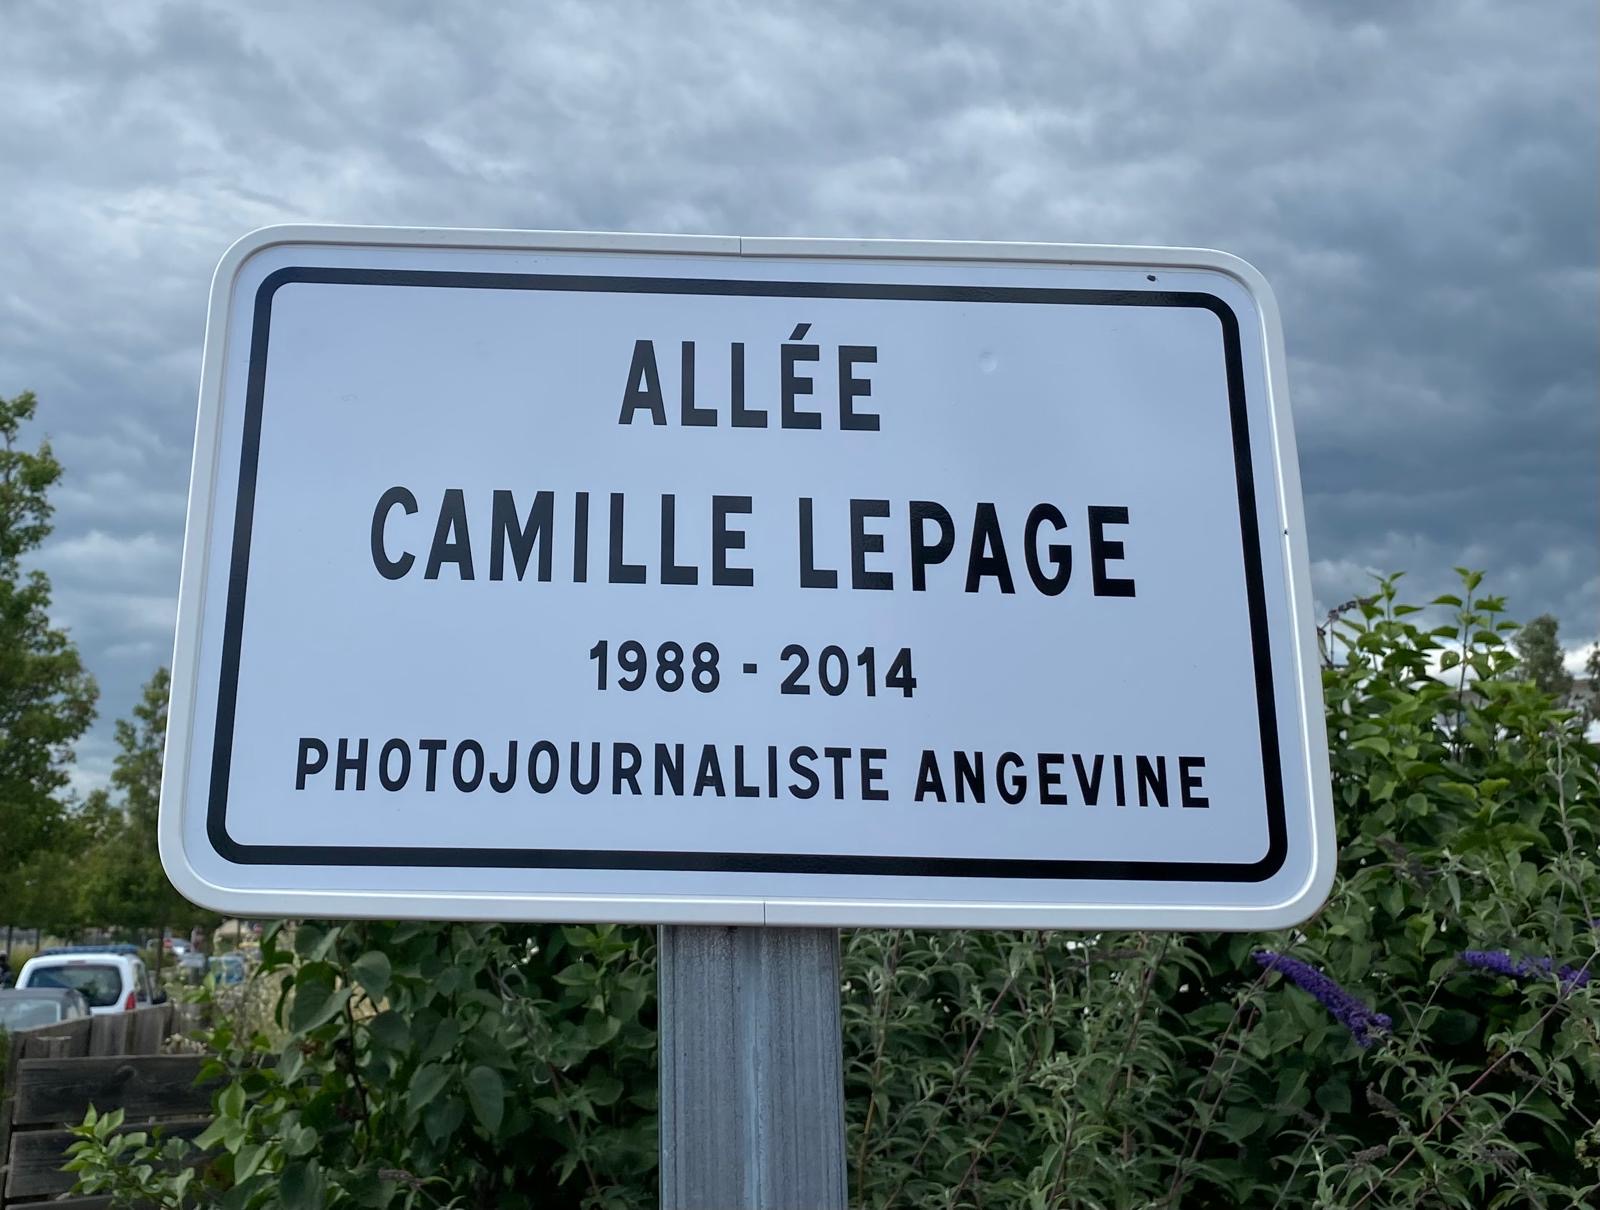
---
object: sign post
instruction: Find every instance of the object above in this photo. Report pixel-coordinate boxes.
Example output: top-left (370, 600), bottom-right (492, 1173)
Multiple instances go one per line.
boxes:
top-left (659, 925), bottom-right (846, 1208)
top-left (162, 226), bottom-right (1333, 1201)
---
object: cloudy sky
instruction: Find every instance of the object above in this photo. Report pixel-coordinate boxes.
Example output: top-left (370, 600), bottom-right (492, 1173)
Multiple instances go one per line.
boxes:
top-left (2, 0), bottom-right (1596, 791)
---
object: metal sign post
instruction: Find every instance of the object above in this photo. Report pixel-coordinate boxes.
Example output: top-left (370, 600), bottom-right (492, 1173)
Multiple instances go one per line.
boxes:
top-left (659, 925), bottom-right (847, 1208)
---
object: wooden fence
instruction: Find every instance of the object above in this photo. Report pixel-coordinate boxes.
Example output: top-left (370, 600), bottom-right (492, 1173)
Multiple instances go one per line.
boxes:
top-left (1, 1004), bottom-right (214, 1207)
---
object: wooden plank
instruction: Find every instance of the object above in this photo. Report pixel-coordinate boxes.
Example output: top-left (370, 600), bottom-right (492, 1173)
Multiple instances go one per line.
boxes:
top-left (5, 1116), bottom-right (211, 1199)
top-left (129, 1004), bottom-right (172, 1056)
top-left (10, 1056), bottom-right (216, 1127)
top-left (17, 1017), bottom-right (92, 1061)
top-left (0, 1093), bottom-right (12, 1175)
top-left (88, 1013), bottom-right (132, 1058)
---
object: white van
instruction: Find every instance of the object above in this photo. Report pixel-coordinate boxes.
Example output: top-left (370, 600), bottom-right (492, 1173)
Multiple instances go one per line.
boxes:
top-left (16, 951), bottom-right (159, 1015)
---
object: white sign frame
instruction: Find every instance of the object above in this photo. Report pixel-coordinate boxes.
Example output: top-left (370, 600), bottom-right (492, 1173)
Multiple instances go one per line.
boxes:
top-left (160, 225), bottom-right (1335, 929)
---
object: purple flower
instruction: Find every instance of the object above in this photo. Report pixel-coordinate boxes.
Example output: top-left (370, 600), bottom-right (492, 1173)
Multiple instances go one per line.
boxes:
top-left (1253, 951), bottom-right (1392, 1048)
top-left (1459, 950), bottom-right (1591, 990)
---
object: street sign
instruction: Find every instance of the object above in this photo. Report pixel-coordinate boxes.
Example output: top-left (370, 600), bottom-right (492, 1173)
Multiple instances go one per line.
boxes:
top-left (160, 226), bottom-right (1334, 928)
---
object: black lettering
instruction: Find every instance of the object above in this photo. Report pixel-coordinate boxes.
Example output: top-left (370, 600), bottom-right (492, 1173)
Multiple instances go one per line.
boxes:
top-left (619, 339), bottom-right (666, 424)
top-left (909, 501), bottom-right (954, 591)
top-left (1089, 505), bottom-right (1135, 596)
top-left (452, 740), bottom-right (484, 792)
top-left (570, 741), bottom-right (601, 793)
top-left (336, 737), bottom-right (368, 791)
top-left (799, 498), bottom-right (838, 588)
top-left (860, 748), bottom-right (888, 801)
top-left (734, 745), bottom-right (760, 798)
top-left (490, 490), bottom-right (553, 582)
top-left (680, 341), bottom-right (715, 426)
top-left (655, 743), bottom-right (684, 795)
top-left (425, 489), bottom-right (474, 580)
top-left (789, 746), bottom-right (820, 799)
top-left (614, 742), bottom-right (643, 794)
top-left (1038, 753), bottom-right (1067, 805)
top-left (729, 343), bottom-right (765, 427)
top-left (660, 494), bottom-right (699, 585)
top-left (528, 741), bottom-right (558, 792)
top-left (781, 324), bottom-right (820, 428)
top-left (914, 750), bottom-right (947, 802)
top-left (609, 493), bottom-right (645, 584)
top-left (1180, 756), bottom-right (1209, 808)
top-left (954, 751), bottom-right (985, 803)
top-left (371, 487), bottom-right (417, 579)
top-left (1024, 504), bottom-right (1071, 595)
top-left (997, 752), bottom-right (1026, 804)
top-left (823, 746), bottom-right (850, 798)
top-left (1072, 753), bottom-right (1103, 805)
top-left (296, 738), bottom-right (328, 789)
top-left (1135, 755), bottom-right (1168, 807)
top-left (694, 745), bottom-right (726, 796)
top-left (850, 499), bottom-right (893, 590)
top-left (420, 739), bottom-right (446, 791)
top-left (573, 491), bottom-right (590, 583)
top-left (838, 345), bottom-right (879, 430)
top-left (712, 495), bottom-right (754, 587)
top-left (965, 503), bottom-right (1015, 594)
top-left (489, 741), bottom-right (517, 793)
top-left (379, 739), bottom-right (411, 791)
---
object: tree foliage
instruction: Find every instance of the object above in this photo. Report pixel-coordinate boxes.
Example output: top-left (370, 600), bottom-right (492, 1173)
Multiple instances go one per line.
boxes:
top-left (1513, 613), bottom-right (1574, 700)
top-left (69, 572), bottom-right (1600, 1207)
top-left (0, 389), bottom-right (97, 882)
top-left (78, 667), bottom-right (212, 931)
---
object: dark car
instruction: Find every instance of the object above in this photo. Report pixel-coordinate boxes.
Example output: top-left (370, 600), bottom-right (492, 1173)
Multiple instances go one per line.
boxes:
top-left (0, 987), bottom-right (93, 1032)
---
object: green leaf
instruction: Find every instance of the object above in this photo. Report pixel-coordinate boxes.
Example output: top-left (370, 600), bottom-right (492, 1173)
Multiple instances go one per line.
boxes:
top-left (235, 1142), bottom-right (267, 1182)
top-left (369, 1009), bottom-right (411, 1052)
top-left (465, 1064), bottom-right (506, 1135)
top-left (421, 1017), bottom-right (462, 1063)
top-left (288, 964), bottom-right (349, 1034)
top-left (279, 1159), bottom-right (328, 1210)
top-left (1433, 1009), bottom-right (1480, 1044)
top-left (219, 1080), bottom-right (246, 1121)
top-left (408, 1062), bottom-right (452, 1111)
top-left (424, 1096), bottom-right (466, 1145)
top-left (352, 950), bottom-right (392, 1001)
top-left (1314, 1080), bottom-right (1351, 1115)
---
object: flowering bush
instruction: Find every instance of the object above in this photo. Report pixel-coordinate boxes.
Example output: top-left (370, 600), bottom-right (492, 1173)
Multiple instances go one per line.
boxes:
top-left (68, 572), bottom-right (1599, 1207)
top-left (843, 571), bottom-right (1600, 1206)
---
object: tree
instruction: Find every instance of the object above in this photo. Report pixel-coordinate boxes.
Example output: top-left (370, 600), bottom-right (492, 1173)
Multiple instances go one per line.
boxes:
top-left (1585, 642), bottom-right (1600, 724)
top-left (1513, 612), bottom-right (1574, 698)
top-left (0, 390), bottom-right (97, 883)
top-left (81, 667), bottom-right (212, 936)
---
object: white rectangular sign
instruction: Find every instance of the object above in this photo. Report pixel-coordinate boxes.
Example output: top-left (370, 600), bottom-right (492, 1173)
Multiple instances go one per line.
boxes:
top-left (160, 226), bottom-right (1334, 928)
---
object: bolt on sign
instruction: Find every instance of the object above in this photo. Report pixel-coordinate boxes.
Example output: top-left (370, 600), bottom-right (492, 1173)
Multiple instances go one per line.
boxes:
top-left (160, 227), bottom-right (1335, 929)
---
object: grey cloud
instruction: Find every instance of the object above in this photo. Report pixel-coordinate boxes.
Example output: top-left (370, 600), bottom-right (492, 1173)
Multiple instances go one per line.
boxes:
top-left (0, 0), bottom-right (1594, 787)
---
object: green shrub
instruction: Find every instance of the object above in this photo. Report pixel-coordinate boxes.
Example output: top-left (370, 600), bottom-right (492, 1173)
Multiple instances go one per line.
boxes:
top-left (70, 922), bottom-right (657, 1208)
top-left (68, 572), bottom-right (1599, 1207)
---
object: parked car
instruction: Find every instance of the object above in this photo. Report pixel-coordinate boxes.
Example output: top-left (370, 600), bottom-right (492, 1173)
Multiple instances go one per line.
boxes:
top-left (0, 987), bottom-right (92, 1031)
top-left (215, 953), bottom-right (248, 986)
top-left (16, 951), bottom-right (165, 1015)
top-left (178, 951), bottom-right (209, 983)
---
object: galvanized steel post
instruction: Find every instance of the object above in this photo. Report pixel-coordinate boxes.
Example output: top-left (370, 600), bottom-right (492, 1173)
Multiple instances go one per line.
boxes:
top-left (659, 925), bottom-right (848, 1208)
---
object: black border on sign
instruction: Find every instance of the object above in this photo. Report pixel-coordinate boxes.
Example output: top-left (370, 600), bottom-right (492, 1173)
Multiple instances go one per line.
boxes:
top-left (207, 267), bottom-right (1287, 883)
